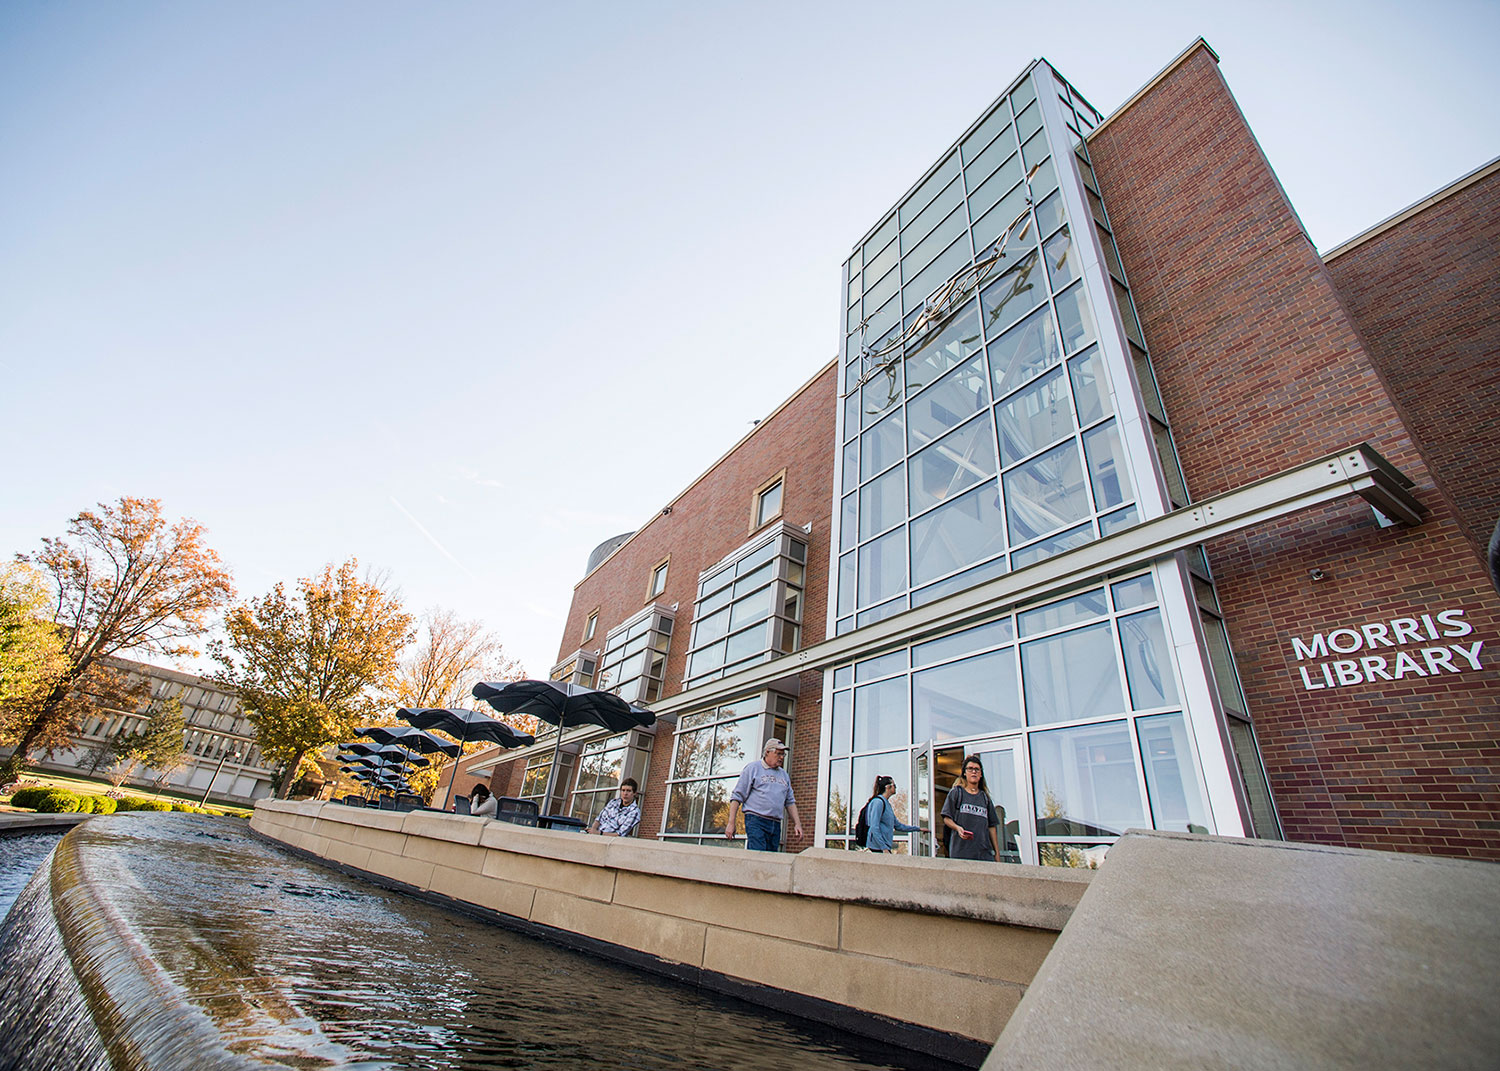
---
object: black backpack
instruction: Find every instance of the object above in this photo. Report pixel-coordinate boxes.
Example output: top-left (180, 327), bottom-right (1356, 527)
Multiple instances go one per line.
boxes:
top-left (854, 796), bottom-right (878, 848)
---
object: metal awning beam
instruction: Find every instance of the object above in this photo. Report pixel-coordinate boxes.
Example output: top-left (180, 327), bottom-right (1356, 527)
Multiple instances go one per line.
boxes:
top-left (646, 443), bottom-right (1423, 717)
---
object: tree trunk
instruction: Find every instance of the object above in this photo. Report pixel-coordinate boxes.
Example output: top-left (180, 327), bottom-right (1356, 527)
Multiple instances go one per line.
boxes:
top-left (275, 748), bottom-right (309, 799)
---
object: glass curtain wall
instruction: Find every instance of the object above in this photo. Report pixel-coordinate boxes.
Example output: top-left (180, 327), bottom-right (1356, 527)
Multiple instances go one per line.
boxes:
top-left (827, 61), bottom-right (1275, 858)
top-left (661, 692), bottom-right (795, 844)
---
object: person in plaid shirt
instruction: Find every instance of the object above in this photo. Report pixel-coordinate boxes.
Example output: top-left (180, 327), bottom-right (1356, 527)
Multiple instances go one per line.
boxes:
top-left (587, 778), bottom-right (641, 836)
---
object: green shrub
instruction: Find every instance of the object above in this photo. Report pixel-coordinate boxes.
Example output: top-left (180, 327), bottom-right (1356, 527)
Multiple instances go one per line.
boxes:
top-left (134, 799), bottom-right (173, 812)
top-left (35, 788), bottom-right (82, 813)
top-left (171, 803), bottom-right (199, 813)
top-left (74, 795), bottom-right (96, 813)
top-left (112, 796), bottom-right (143, 812)
top-left (87, 796), bottom-right (118, 815)
top-left (8, 786), bottom-right (48, 809)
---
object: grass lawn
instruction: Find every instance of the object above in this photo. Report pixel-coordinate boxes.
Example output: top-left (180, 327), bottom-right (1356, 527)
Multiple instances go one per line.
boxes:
top-left (1, 768), bottom-right (253, 818)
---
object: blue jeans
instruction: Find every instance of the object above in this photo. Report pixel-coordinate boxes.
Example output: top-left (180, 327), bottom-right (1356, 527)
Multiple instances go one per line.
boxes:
top-left (744, 812), bottom-right (782, 852)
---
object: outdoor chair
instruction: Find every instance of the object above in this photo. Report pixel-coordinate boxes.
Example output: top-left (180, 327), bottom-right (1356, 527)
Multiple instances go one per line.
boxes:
top-left (493, 796), bottom-right (539, 827)
top-left (453, 795), bottom-right (471, 815)
top-left (378, 797), bottom-right (398, 810)
top-left (394, 793), bottom-right (425, 812)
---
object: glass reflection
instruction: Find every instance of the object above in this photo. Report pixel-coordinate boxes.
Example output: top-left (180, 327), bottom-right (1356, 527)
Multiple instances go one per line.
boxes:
top-left (857, 527), bottom-right (906, 607)
top-left (1083, 420), bottom-right (1131, 510)
top-left (1021, 621), bottom-right (1126, 724)
top-left (913, 649), bottom-right (1020, 741)
top-left (1119, 610), bottom-right (1179, 709)
top-left (907, 355), bottom-right (987, 453)
top-left (1066, 346), bottom-right (1111, 426)
top-left (980, 250), bottom-right (1044, 339)
top-left (861, 409), bottom-right (906, 481)
top-left (909, 415), bottom-right (996, 515)
top-left (997, 365), bottom-right (1073, 466)
top-left (853, 677), bottom-right (908, 752)
top-left (1003, 439), bottom-right (1089, 544)
top-left (989, 304), bottom-right (1061, 397)
top-left (910, 481), bottom-right (1007, 586)
top-left (1137, 713), bottom-right (1209, 833)
top-left (905, 300), bottom-right (983, 396)
top-left (1030, 720), bottom-right (1143, 836)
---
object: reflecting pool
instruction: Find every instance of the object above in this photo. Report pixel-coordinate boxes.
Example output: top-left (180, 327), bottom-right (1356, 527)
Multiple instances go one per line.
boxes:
top-left (0, 817), bottom-right (957, 1070)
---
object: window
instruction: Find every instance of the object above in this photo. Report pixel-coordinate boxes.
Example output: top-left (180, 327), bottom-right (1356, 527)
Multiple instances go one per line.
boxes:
top-left (662, 692), bottom-right (794, 844)
top-left (684, 527), bottom-right (808, 687)
top-left (583, 611), bottom-right (598, 642)
top-left (567, 731), bottom-right (652, 825)
top-left (595, 605), bottom-right (675, 704)
top-left (519, 751), bottom-right (573, 812)
top-left (754, 474), bottom-right (784, 529)
top-left (551, 651), bottom-right (599, 687)
top-left (649, 558), bottom-right (670, 600)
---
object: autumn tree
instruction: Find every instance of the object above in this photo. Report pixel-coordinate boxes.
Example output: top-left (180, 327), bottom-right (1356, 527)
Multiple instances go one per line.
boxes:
top-left (1, 498), bottom-right (233, 783)
top-left (390, 607), bottom-right (530, 801)
top-left (0, 563), bottom-right (67, 713)
top-left (212, 560), bottom-right (413, 798)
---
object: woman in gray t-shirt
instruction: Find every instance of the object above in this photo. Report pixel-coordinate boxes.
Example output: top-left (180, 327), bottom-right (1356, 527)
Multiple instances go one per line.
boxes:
top-left (941, 755), bottom-right (1001, 861)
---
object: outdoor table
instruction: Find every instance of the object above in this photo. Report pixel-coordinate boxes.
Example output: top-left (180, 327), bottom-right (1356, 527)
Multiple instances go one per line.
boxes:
top-left (538, 814), bottom-right (587, 832)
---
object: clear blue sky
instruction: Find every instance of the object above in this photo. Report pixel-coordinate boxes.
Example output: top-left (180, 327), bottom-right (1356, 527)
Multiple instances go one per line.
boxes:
top-left (3, 1), bottom-right (1497, 677)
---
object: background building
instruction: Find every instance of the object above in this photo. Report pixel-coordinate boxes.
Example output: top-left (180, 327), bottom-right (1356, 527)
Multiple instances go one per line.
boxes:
top-left (459, 39), bottom-right (1499, 863)
top-left (33, 656), bottom-right (276, 805)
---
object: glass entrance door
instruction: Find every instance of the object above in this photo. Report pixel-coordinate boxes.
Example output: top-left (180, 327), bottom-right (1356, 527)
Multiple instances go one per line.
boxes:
top-left (910, 740), bottom-right (936, 856)
top-left (930, 739), bottom-right (1031, 864)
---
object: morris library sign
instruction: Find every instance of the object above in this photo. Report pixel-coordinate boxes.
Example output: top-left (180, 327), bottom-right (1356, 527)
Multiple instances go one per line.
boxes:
top-left (1290, 608), bottom-right (1484, 690)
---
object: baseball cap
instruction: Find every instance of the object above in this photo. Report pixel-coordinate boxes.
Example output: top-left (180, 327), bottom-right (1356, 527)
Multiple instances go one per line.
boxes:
top-left (764, 738), bottom-right (788, 752)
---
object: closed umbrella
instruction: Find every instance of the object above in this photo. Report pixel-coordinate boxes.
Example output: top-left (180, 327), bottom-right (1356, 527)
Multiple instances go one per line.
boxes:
top-left (398, 706), bottom-right (537, 804)
top-left (472, 680), bottom-right (655, 817)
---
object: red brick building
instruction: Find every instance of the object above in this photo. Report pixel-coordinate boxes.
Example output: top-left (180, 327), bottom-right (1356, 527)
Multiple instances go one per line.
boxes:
top-left (457, 40), bottom-right (1500, 863)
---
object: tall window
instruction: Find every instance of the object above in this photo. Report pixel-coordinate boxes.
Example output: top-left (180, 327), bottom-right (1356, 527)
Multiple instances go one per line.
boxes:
top-left (649, 558), bottom-right (670, 599)
top-left (596, 605), bottom-right (675, 704)
top-left (662, 692), bottom-right (794, 844)
top-left (684, 527), bottom-right (807, 686)
top-left (583, 611), bottom-right (598, 642)
top-left (551, 650), bottom-right (599, 688)
top-left (755, 476), bottom-right (784, 528)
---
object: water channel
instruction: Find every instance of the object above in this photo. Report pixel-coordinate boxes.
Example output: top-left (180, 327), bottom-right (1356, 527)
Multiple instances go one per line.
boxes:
top-left (0, 816), bottom-right (960, 1070)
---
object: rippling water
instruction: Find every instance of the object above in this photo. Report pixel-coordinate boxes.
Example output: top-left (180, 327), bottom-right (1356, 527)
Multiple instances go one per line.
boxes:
top-left (0, 831), bottom-right (64, 923)
top-left (0, 817), bottom-right (961, 1070)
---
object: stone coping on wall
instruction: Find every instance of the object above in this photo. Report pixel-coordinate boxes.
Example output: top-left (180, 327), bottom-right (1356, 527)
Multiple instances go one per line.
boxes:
top-left (257, 799), bottom-right (1089, 930)
top-left (252, 799), bottom-right (1092, 1055)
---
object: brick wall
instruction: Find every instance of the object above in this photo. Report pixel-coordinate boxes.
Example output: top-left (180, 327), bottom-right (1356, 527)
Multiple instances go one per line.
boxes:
top-left (1087, 45), bottom-right (1500, 859)
top-left (1324, 166), bottom-right (1500, 562)
top-left (483, 361), bottom-right (838, 845)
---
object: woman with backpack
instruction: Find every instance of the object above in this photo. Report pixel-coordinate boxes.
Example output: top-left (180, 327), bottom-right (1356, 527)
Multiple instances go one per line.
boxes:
top-left (940, 754), bottom-right (1001, 862)
top-left (860, 775), bottom-right (922, 852)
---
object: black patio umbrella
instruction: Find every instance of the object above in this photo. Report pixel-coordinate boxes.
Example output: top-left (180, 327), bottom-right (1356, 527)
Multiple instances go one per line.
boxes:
top-left (397, 706), bottom-right (538, 803)
top-left (472, 680), bottom-right (655, 813)
top-left (339, 741), bottom-right (384, 757)
top-left (357, 725), bottom-right (462, 758)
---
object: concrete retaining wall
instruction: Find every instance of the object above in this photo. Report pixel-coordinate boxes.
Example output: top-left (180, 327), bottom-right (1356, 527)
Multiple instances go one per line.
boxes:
top-left (251, 800), bottom-right (1090, 1049)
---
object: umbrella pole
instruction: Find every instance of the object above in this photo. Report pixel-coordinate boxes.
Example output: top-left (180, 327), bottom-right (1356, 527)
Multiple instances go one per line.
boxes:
top-left (442, 730), bottom-right (465, 808)
top-left (540, 721), bottom-right (566, 816)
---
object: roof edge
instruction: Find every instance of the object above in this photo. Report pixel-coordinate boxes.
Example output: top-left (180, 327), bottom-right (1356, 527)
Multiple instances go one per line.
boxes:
top-left (1087, 37), bottom-right (1219, 142)
top-left (1322, 154), bottom-right (1500, 261)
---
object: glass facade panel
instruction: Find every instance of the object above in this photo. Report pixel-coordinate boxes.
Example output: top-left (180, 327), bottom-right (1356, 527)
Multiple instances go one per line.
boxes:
top-left (1042, 225), bottom-right (1077, 289)
top-left (912, 618), bottom-right (1014, 667)
top-left (1083, 420), bottom-right (1131, 510)
top-left (853, 677), bottom-right (907, 751)
top-left (860, 408), bottom-right (905, 479)
top-left (1053, 282), bottom-right (1095, 353)
top-left (905, 300), bottom-right (983, 396)
top-left (989, 304), bottom-right (1061, 397)
top-left (979, 250), bottom-right (1044, 338)
top-left (996, 365), bottom-right (1073, 466)
top-left (1066, 346), bottom-right (1111, 426)
top-left (1003, 439), bottom-right (1089, 544)
top-left (1031, 720), bottom-right (1144, 836)
top-left (860, 464), bottom-right (907, 539)
top-left (1119, 609), bottom-right (1179, 709)
top-left (857, 526), bottom-right (907, 606)
top-left (1019, 587), bottom-right (1107, 636)
top-left (909, 414), bottom-right (996, 514)
top-left (1021, 621), bottom-right (1126, 724)
top-left (910, 481), bottom-right (1006, 586)
top-left (913, 648), bottom-right (1020, 741)
top-left (1137, 713), bottom-right (1209, 833)
top-left (1009, 523), bottom-right (1094, 567)
top-left (907, 355), bottom-right (987, 453)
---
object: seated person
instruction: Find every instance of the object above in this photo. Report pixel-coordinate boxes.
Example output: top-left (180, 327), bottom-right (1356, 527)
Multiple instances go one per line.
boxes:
top-left (586, 778), bottom-right (641, 836)
top-left (470, 784), bottom-right (498, 818)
